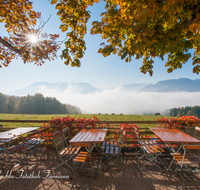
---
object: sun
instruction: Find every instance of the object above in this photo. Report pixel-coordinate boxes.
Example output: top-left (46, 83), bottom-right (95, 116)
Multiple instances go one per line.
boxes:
top-left (28, 34), bottom-right (38, 44)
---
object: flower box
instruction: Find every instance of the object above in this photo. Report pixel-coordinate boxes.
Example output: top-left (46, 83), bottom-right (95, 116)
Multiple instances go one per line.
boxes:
top-left (181, 125), bottom-right (195, 136)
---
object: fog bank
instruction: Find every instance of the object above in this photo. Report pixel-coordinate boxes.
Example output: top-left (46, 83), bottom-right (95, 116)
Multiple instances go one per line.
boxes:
top-left (36, 85), bottom-right (200, 114)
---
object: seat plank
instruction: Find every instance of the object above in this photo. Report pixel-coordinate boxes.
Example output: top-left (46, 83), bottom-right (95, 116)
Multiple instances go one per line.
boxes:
top-left (101, 145), bottom-right (105, 152)
top-left (105, 141), bottom-right (110, 146)
top-left (185, 145), bottom-right (200, 149)
top-left (105, 146), bottom-right (110, 154)
top-left (110, 141), bottom-right (114, 146)
top-left (59, 146), bottom-right (81, 156)
top-left (189, 149), bottom-right (200, 155)
top-left (114, 147), bottom-right (119, 155)
top-left (143, 142), bottom-right (156, 154)
top-left (110, 146), bottom-right (114, 154)
top-left (171, 152), bottom-right (200, 165)
top-left (74, 152), bottom-right (98, 163)
top-left (146, 142), bottom-right (160, 153)
top-left (149, 141), bottom-right (164, 152)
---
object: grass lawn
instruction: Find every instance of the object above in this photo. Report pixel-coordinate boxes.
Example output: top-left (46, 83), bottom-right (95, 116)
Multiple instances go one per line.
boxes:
top-left (0, 113), bottom-right (172, 128)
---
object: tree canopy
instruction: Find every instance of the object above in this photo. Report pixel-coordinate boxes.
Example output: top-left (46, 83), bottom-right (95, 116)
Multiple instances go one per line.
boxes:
top-left (170, 105), bottom-right (200, 118)
top-left (0, 0), bottom-right (60, 67)
top-left (0, 92), bottom-right (82, 114)
top-left (1, 0), bottom-right (200, 75)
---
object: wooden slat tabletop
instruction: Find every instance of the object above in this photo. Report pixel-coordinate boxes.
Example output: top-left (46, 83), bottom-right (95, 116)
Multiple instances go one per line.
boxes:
top-left (0, 127), bottom-right (39, 140)
top-left (69, 129), bottom-right (107, 145)
top-left (150, 128), bottom-right (200, 143)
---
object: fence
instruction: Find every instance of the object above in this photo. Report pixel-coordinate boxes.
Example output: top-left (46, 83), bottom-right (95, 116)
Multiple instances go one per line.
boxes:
top-left (0, 119), bottom-right (199, 148)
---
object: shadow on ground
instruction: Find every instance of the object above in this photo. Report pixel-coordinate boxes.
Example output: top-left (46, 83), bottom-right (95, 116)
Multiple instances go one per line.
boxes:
top-left (0, 150), bottom-right (199, 190)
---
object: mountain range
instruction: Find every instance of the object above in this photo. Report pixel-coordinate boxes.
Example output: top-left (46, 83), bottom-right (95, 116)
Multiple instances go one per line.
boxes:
top-left (10, 82), bottom-right (99, 95)
top-left (140, 78), bottom-right (200, 92)
top-left (9, 78), bottom-right (200, 96)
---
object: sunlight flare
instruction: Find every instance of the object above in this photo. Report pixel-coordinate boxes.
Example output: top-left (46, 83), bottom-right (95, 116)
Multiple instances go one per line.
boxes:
top-left (28, 34), bottom-right (38, 44)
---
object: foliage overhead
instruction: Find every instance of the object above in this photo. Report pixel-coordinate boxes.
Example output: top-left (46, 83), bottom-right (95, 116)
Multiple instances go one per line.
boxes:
top-left (0, 0), bottom-right (60, 67)
top-left (51, 0), bottom-right (200, 75)
top-left (1, 0), bottom-right (200, 75)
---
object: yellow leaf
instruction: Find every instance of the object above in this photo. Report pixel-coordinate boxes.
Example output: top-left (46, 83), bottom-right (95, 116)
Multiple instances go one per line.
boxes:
top-left (51, 0), bottom-right (58, 5)
top-left (163, 4), bottom-right (168, 12)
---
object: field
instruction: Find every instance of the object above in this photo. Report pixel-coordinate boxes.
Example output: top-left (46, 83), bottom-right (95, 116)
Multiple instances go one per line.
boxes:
top-left (0, 113), bottom-right (172, 128)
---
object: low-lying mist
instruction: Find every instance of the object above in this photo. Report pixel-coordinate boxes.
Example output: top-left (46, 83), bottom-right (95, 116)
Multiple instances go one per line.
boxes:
top-left (33, 85), bottom-right (200, 115)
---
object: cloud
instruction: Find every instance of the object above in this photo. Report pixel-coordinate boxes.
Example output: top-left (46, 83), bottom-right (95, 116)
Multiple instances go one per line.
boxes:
top-left (37, 86), bottom-right (200, 115)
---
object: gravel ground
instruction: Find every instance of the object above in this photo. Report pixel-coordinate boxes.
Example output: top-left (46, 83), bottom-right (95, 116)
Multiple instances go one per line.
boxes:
top-left (0, 150), bottom-right (200, 190)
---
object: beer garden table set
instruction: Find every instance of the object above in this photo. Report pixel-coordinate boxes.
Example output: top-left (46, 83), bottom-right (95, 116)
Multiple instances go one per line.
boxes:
top-left (150, 128), bottom-right (200, 153)
top-left (150, 128), bottom-right (200, 175)
top-left (69, 128), bottom-right (107, 171)
top-left (68, 128), bottom-right (108, 189)
top-left (0, 127), bottom-right (40, 168)
top-left (1, 126), bottom-right (199, 185)
top-left (60, 127), bottom-right (200, 172)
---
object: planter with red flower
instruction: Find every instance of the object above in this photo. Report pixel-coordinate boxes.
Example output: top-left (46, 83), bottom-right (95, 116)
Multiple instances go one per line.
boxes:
top-left (158, 115), bottom-right (200, 136)
top-left (178, 116), bottom-right (200, 136)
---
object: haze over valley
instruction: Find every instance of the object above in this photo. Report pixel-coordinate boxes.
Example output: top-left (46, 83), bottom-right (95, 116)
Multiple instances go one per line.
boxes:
top-left (7, 78), bottom-right (200, 115)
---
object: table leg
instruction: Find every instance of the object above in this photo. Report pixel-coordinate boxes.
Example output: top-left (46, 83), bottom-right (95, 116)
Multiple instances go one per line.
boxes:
top-left (164, 142), bottom-right (183, 153)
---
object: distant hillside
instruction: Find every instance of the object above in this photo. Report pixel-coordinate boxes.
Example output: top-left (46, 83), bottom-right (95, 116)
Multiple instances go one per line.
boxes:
top-left (4, 78), bottom-right (200, 115)
top-left (140, 78), bottom-right (200, 92)
top-left (170, 105), bottom-right (200, 118)
top-left (8, 78), bottom-right (200, 96)
top-left (10, 82), bottom-right (99, 96)
top-left (0, 92), bottom-right (82, 114)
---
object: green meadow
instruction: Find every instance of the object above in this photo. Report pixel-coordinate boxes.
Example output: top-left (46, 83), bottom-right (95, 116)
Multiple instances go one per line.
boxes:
top-left (0, 114), bottom-right (172, 128)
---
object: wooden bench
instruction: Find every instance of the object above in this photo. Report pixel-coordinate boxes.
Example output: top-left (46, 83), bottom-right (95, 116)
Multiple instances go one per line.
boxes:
top-left (101, 140), bottom-right (119, 155)
top-left (8, 143), bottom-right (35, 152)
top-left (171, 152), bottom-right (200, 165)
top-left (74, 152), bottom-right (98, 163)
top-left (169, 145), bottom-right (200, 175)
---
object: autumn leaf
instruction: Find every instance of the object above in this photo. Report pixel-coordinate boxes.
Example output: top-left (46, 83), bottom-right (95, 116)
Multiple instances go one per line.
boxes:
top-left (1, 0), bottom-right (200, 74)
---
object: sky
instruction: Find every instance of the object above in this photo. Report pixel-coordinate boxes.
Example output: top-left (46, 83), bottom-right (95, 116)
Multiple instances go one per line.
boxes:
top-left (0, 0), bottom-right (200, 114)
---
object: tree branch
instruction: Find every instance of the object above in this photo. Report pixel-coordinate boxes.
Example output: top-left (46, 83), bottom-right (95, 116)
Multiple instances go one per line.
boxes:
top-left (0, 37), bottom-right (21, 54)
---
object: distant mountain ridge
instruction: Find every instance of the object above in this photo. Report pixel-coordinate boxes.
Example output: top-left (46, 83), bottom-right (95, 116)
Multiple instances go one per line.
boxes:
top-left (139, 78), bottom-right (200, 92)
top-left (10, 82), bottom-right (99, 95)
top-left (8, 78), bottom-right (200, 96)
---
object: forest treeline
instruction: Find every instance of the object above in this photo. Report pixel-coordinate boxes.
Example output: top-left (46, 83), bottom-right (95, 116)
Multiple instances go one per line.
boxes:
top-left (0, 93), bottom-right (82, 114)
top-left (170, 105), bottom-right (200, 118)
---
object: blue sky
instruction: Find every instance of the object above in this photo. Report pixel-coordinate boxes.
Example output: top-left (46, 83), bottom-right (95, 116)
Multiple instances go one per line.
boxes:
top-left (0, 0), bottom-right (200, 94)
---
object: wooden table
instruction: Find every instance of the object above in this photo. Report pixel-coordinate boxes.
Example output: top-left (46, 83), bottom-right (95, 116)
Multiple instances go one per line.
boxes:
top-left (150, 128), bottom-right (200, 152)
top-left (69, 129), bottom-right (107, 183)
top-left (69, 128), bottom-right (107, 147)
top-left (0, 127), bottom-right (39, 164)
top-left (0, 127), bottom-right (39, 140)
